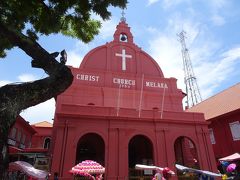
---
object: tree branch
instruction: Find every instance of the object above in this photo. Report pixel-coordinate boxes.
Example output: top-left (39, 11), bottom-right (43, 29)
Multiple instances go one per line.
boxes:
top-left (0, 21), bottom-right (60, 76)
top-left (0, 20), bottom-right (74, 115)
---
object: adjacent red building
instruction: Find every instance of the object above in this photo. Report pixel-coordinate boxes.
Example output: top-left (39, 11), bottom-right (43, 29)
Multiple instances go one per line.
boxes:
top-left (31, 121), bottom-right (52, 150)
top-left (8, 115), bottom-right (36, 160)
top-left (187, 83), bottom-right (240, 160)
top-left (50, 19), bottom-right (217, 179)
top-left (8, 118), bottom-right (52, 171)
top-left (30, 121), bottom-right (53, 171)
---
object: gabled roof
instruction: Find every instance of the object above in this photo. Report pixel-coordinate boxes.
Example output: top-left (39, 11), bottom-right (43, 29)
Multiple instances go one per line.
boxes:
top-left (16, 116), bottom-right (37, 134)
top-left (32, 121), bottom-right (53, 127)
top-left (186, 83), bottom-right (240, 120)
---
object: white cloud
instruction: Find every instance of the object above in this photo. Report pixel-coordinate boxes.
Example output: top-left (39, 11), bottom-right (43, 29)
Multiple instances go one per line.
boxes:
top-left (1, 74), bottom-right (38, 87)
top-left (148, 33), bottom-right (184, 90)
top-left (20, 98), bottom-right (55, 124)
top-left (0, 80), bottom-right (11, 87)
top-left (147, 0), bottom-right (160, 6)
top-left (196, 46), bottom-right (240, 98)
top-left (66, 41), bottom-right (94, 68)
top-left (18, 74), bottom-right (37, 82)
top-left (67, 50), bottom-right (83, 68)
top-left (99, 18), bottom-right (118, 40)
top-left (222, 47), bottom-right (240, 59)
top-left (91, 14), bottom-right (118, 41)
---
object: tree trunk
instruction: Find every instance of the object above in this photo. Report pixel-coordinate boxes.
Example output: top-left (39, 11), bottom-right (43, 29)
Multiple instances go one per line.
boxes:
top-left (0, 22), bottom-right (74, 178)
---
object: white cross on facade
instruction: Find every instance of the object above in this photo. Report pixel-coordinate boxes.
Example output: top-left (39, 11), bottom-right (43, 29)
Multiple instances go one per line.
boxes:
top-left (115, 49), bottom-right (132, 71)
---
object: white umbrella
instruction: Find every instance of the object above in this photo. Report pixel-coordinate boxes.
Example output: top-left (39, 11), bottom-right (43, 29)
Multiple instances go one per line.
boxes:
top-left (8, 161), bottom-right (49, 180)
top-left (219, 153), bottom-right (240, 161)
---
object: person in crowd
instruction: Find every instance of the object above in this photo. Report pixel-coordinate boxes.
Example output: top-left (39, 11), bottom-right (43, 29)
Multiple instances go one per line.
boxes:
top-left (152, 167), bottom-right (174, 180)
top-left (54, 172), bottom-right (59, 180)
top-left (233, 162), bottom-right (240, 180)
top-left (162, 167), bottom-right (174, 180)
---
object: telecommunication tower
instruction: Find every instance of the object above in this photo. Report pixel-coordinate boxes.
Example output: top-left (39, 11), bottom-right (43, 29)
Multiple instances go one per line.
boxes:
top-left (178, 31), bottom-right (202, 108)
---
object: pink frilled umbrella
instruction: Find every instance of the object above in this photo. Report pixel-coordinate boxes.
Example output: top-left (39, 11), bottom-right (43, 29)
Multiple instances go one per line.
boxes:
top-left (70, 160), bottom-right (105, 180)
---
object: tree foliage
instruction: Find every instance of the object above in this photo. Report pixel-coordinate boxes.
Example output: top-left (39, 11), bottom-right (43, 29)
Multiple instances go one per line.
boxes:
top-left (0, 0), bottom-right (127, 178)
top-left (0, 0), bottom-right (127, 57)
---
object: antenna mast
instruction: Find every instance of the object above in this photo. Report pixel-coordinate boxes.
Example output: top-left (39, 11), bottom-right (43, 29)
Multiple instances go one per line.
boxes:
top-left (178, 31), bottom-right (202, 108)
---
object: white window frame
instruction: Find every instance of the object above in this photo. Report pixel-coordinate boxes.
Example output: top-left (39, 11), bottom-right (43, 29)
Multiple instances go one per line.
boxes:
top-left (229, 121), bottom-right (240, 141)
top-left (21, 134), bottom-right (26, 144)
top-left (10, 127), bottom-right (17, 139)
top-left (43, 137), bottom-right (51, 149)
top-left (209, 128), bottom-right (216, 144)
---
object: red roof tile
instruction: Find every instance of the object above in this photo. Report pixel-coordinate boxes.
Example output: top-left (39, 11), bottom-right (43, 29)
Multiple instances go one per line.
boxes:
top-left (32, 121), bottom-right (53, 127)
top-left (186, 83), bottom-right (240, 120)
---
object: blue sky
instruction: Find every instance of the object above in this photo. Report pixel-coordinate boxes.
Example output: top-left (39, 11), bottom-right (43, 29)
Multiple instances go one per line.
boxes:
top-left (1, 0), bottom-right (240, 124)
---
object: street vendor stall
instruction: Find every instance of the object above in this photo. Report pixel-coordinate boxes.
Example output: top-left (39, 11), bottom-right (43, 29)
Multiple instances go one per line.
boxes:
top-left (219, 153), bottom-right (240, 179)
top-left (175, 164), bottom-right (221, 180)
top-left (135, 164), bottom-right (175, 180)
top-left (8, 161), bottom-right (49, 180)
top-left (219, 153), bottom-right (240, 162)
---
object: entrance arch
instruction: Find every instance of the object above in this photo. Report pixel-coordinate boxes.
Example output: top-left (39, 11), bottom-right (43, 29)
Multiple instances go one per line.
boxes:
top-left (76, 133), bottom-right (105, 166)
top-left (174, 136), bottom-right (199, 179)
top-left (128, 135), bottom-right (154, 179)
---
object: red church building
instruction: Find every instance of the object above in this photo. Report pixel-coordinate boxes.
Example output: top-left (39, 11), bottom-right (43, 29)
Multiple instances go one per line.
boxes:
top-left (50, 19), bottom-right (217, 179)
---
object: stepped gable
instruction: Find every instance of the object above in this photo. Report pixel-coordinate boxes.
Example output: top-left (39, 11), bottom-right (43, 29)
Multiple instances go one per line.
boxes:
top-left (79, 20), bottom-right (164, 77)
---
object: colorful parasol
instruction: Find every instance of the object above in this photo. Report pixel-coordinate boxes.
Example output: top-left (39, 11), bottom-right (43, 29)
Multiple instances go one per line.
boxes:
top-left (226, 163), bottom-right (236, 172)
top-left (70, 160), bottom-right (105, 180)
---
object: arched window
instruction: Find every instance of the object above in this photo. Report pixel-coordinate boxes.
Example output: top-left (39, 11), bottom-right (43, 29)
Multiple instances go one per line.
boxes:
top-left (76, 133), bottom-right (105, 165)
top-left (174, 136), bottom-right (199, 179)
top-left (120, 33), bottom-right (128, 42)
top-left (43, 137), bottom-right (51, 149)
top-left (128, 135), bottom-right (153, 179)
